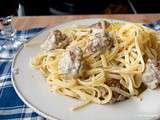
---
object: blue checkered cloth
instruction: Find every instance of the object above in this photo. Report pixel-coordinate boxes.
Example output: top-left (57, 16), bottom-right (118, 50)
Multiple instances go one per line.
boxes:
top-left (0, 21), bottom-right (159, 120)
top-left (0, 27), bottom-right (46, 120)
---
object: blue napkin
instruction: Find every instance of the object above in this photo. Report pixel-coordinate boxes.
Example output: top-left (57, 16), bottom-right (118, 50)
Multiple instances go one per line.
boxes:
top-left (0, 21), bottom-right (159, 120)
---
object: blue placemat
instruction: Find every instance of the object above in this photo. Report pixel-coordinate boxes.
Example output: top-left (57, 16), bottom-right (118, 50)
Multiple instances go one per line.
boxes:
top-left (0, 21), bottom-right (159, 120)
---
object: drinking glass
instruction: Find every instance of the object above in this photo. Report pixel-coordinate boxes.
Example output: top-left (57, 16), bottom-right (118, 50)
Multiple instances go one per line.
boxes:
top-left (0, 16), bottom-right (23, 59)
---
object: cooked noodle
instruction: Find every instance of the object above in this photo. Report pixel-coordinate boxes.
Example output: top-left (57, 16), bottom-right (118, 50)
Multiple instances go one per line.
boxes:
top-left (30, 21), bottom-right (160, 110)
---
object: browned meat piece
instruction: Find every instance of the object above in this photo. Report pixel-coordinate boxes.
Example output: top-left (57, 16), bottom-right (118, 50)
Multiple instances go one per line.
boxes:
top-left (89, 20), bottom-right (110, 29)
top-left (41, 30), bottom-right (69, 51)
top-left (84, 21), bottom-right (113, 55)
top-left (142, 59), bottom-right (160, 89)
top-left (58, 47), bottom-right (83, 78)
top-left (105, 79), bottom-right (128, 103)
top-left (86, 32), bottom-right (113, 54)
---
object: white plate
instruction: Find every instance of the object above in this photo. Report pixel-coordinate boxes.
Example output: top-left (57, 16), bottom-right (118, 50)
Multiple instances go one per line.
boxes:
top-left (12, 18), bottom-right (160, 120)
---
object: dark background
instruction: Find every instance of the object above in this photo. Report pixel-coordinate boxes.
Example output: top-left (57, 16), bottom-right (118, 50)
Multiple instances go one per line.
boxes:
top-left (0, 0), bottom-right (160, 16)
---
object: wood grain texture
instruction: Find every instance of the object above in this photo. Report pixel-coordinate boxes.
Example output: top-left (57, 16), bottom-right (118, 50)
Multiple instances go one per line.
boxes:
top-left (12, 14), bottom-right (160, 30)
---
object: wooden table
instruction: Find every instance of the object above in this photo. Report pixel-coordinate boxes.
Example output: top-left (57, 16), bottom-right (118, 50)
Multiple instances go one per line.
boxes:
top-left (12, 14), bottom-right (160, 30)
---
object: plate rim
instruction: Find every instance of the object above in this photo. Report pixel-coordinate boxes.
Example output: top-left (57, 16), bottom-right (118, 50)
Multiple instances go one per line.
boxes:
top-left (11, 45), bottom-right (60, 120)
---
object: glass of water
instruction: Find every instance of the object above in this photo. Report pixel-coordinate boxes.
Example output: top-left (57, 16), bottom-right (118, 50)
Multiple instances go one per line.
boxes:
top-left (0, 16), bottom-right (22, 59)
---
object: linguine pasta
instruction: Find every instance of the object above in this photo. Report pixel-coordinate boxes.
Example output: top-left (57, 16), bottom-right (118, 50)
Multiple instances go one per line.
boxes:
top-left (30, 20), bottom-right (160, 110)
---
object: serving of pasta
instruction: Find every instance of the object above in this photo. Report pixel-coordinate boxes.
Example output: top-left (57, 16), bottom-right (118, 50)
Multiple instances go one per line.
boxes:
top-left (29, 20), bottom-right (160, 110)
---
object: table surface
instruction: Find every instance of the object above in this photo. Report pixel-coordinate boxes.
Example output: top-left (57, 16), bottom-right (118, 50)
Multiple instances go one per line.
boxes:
top-left (12, 14), bottom-right (160, 30)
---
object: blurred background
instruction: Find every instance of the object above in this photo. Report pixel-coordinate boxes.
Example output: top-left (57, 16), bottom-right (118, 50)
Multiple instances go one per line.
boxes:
top-left (0, 0), bottom-right (160, 16)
